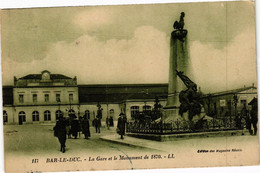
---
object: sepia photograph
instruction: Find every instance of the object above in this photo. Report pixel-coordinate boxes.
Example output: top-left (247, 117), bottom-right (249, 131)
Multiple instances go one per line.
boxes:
top-left (1, 0), bottom-right (259, 172)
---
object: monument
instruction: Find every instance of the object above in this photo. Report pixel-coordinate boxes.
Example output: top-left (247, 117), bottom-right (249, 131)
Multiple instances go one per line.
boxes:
top-left (163, 12), bottom-right (191, 121)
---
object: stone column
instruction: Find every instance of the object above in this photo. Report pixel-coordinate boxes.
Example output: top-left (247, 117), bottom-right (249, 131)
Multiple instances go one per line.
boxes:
top-left (164, 29), bottom-right (188, 121)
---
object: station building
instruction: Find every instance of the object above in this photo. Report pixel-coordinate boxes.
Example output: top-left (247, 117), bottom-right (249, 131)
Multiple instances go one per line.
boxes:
top-left (2, 71), bottom-right (168, 125)
top-left (2, 70), bottom-right (257, 125)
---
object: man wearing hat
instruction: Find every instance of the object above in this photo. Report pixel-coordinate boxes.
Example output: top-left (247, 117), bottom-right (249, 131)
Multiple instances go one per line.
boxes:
top-left (53, 115), bottom-right (67, 153)
top-left (117, 113), bottom-right (127, 139)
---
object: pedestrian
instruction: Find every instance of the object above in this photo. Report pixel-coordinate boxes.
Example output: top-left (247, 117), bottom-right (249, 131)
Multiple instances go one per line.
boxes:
top-left (97, 118), bottom-right (101, 133)
top-left (53, 115), bottom-right (67, 153)
top-left (65, 117), bottom-right (71, 139)
top-left (250, 98), bottom-right (258, 135)
top-left (93, 117), bottom-right (101, 133)
top-left (71, 117), bottom-right (80, 139)
top-left (78, 116), bottom-right (83, 138)
top-left (109, 116), bottom-right (114, 127)
top-left (106, 116), bottom-right (110, 130)
top-left (82, 114), bottom-right (91, 139)
top-left (117, 113), bottom-right (127, 139)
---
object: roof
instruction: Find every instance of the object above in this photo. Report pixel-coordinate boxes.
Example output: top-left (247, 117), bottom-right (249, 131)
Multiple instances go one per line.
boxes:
top-left (205, 86), bottom-right (257, 97)
top-left (248, 97), bottom-right (257, 105)
top-left (2, 86), bottom-right (13, 105)
top-left (2, 84), bottom-right (168, 105)
top-left (78, 84), bottom-right (168, 103)
top-left (19, 74), bottom-right (72, 80)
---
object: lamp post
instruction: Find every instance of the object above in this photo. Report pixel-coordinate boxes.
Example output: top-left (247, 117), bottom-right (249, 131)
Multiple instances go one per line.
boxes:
top-left (77, 104), bottom-right (80, 118)
top-left (233, 94), bottom-right (238, 117)
top-left (207, 94), bottom-right (212, 116)
top-left (233, 94), bottom-right (238, 128)
top-left (56, 98), bottom-right (61, 119)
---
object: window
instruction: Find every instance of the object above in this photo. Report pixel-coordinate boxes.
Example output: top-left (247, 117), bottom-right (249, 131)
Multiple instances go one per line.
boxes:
top-left (32, 111), bottom-right (39, 121)
top-left (143, 105), bottom-right (152, 112)
top-left (131, 106), bottom-right (139, 117)
top-left (3, 110), bottom-right (8, 123)
top-left (33, 94), bottom-right (37, 103)
top-left (44, 110), bottom-right (51, 121)
top-left (109, 109), bottom-right (114, 117)
top-left (19, 95), bottom-right (24, 103)
top-left (18, 111), bottom-right (26, 122)
top-left (55, 110), bottom-right (63, 120)
top-left (85, 110), bottom-right (90, 119)
top-left (69, 94), bottom-right (73, 102)
top-left (68, 109), bottom-right (76, 118)
top-left (44, 94), bottom-right (49, 102)
top-left (241, 100), bottom-right (247, 106)
top-left (56, 94), bottom-right (61, 102)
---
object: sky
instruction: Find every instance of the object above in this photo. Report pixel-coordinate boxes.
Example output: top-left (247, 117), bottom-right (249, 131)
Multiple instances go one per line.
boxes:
top-left (1, 1), bottom-right (257, 93)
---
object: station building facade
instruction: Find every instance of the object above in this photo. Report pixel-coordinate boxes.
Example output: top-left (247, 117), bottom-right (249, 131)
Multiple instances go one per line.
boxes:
top-left (3, 70), bottom-right (79, 125)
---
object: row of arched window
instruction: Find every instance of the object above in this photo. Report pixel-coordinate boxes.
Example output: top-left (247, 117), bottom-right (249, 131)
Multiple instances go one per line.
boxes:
top-left (18, 110), bottom-right (63, 122)
top-left (130, 105), bottom-right (152, 116)
top-left (3, 109), bottom-right (116, 123)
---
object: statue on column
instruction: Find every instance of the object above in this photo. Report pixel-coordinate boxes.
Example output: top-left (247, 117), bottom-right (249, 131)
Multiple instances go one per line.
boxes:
top-left (174, 12), bottom-right (185, 30)
top-left (176, 70), bottom-right (202, 121)
top-left (172, 12), bottom-right (187, 42)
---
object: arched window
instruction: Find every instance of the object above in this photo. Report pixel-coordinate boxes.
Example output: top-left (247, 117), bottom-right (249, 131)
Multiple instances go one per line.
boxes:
top-left (131, 106), bottom-right (139, 117)
top-left (143, 105), bottom-right (152, 112)
top-left (68, 109), bottom-right (76, 118)
top-left (32, 111), bottom-right (39, 121)
top-left (3, 110), bottom-right (8, 123)
top-left (85, 110), bottom-right (90, 119)
top-left (19, 111), bottom-right (26, 122)
top-left (44, 110), bottom-right (51, 121)
top-left (109, 109), bottom-right (114, 117)
top-left (55, 110), bottom-right (63, 120)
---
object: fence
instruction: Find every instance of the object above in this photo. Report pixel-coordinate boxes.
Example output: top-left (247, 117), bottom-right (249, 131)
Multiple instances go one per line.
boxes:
top-left (126, 116), bottom-right (246, 134)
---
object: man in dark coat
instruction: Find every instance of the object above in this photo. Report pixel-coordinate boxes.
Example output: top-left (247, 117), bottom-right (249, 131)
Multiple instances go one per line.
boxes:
top-left (93, 117), bottom-right (101, 133)
top-left (106, 116), bottom-right (110, 130)
top-left (71, 118), bottom-right (80, 139)
top-left (109, 116), bottom-right (114, 127)
top-left (82, 115), bottom-right (91, 139)
top-left (54, 116), bottom-right (67, 153)
top-left (117, 113), bottom-right (127, 139)
top-left (250, 98), bottom-right (258, 135)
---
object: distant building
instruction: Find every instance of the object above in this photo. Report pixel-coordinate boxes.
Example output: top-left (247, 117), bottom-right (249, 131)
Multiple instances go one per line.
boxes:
top-left (202, 85), bottom-right (257, 118)
top-left (77, 84), bottom-right (168, 122)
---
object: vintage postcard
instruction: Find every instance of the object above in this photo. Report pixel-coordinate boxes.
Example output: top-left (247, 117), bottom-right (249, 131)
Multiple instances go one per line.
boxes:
top-left (1, 0), bottom-right (259, 172)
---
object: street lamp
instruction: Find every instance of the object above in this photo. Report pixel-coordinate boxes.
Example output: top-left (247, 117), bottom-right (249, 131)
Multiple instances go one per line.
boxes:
top-left (233, 94), bottom-right (239, 128)
top-left (233, 94), bottom-right (238, 117)
top-left (56, 98), bottom-right (61, 119)
top-left (207, 94), bottom-right (212, 116)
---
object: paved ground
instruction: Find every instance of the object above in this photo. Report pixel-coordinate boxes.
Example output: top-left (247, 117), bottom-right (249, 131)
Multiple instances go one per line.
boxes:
top-left (4, 124), bottom-right (259, 155)
top-left (3, 124), bottom-right (260, 172)
top-left (101, 132), bottom-right (259, 153)
top-left (3, 124), bottom-right (152, 157)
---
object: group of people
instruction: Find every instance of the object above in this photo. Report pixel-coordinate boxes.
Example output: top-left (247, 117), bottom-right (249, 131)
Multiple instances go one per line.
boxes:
top-left (53, 114), bottom-right (91, 153)
top-left (53, 113), bottom-right (127, 153)
top-left (66, 115), bottom-right (91, 139)
top-left (234, 100), bottom-right (258, 135)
